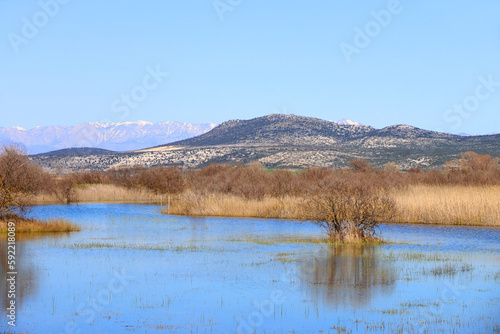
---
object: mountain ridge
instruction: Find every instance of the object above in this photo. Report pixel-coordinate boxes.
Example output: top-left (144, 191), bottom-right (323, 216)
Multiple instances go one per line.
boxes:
top-left (30, 114), bottom-right (500, 172)
top-left (0, 120), bottom-right (217, 154)
top-left (162, 114), bottom-right (456, 149)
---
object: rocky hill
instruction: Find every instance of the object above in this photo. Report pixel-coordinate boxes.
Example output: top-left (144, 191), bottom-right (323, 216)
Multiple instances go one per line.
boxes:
top-left (30, 114), bottom-right (500, 172)
top-left (166, 114), bottom-right (375, 147)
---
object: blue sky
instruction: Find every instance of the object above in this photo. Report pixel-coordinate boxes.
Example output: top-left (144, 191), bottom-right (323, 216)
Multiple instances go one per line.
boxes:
top-left (1, 0), bottom-right (499, 134)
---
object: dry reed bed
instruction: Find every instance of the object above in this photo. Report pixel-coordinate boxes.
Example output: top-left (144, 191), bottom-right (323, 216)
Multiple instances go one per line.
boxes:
top-left (0, 218), bottom-right (80, 233)
top-left (33, 184), bottom-right (164, 204)
top-left (32, 184), bottom-right (500, 227)
top-left (166, 191), bottom-right (304, 219)
top-left (166, 185), bottom-right (500, 227)
top-left (390, 185), bottom-right (500, 227)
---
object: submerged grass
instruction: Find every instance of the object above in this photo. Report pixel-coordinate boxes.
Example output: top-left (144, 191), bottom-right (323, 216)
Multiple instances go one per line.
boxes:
top-left (66, 242), bottom-right (227, 252)
top-left (428, 263), bottom-right (474, 276)
top-left (223, 236), bottom-right (387, 248)
top-left (0, 217), bottom-right (80, 233)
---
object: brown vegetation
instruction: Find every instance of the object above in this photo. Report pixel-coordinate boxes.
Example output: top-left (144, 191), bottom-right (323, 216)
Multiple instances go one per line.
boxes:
top-left (390, 185), bottom-right (500, 226)
top-left (32, 184), bottom-right (165, 205)
top-left (0, 145), bottom-right (49, 216)
top-left (164, 185), bottom-right (500, 228)
top-left (6, 145), bottom-right (499, 239)
top-left (0, 145), bottom-right (80, 232)
top-left (302, 179), bottom-right (395, 242)
top-left (167, 192), bottom-right (303, 219)
top-left (0, 217), bottom-right (80, 234)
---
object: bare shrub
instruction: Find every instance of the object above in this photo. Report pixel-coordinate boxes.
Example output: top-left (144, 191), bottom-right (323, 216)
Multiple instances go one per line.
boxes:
top-left (349, 159), bottom-right (373, 173)
top-left (0, 145), bottom-right (48, 216)
top-left (384, 161), bottom-right (400, 172)
top-left (105, 166), bottom-right (184, 194)
top-left (136, 166), bottom-right (185, 195)
top-left (52, 177), bottom-right (78, 204)
top-left (302, 178), bottom-right (395, 242)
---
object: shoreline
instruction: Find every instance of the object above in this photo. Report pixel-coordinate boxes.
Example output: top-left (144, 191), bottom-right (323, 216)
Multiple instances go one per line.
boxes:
top-left (0, 217), bottom-right (81, 234)
top-left (27, 199), bottom-right (500, 229)
top-left (28, 184), bottom-right (500, 228)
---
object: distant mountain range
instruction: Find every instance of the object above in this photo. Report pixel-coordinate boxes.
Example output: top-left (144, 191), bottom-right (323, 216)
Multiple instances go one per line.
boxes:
top-left (31, 114), bottom-right (500, 171)
top-left (1, 118), bottom-right (364, 155)
top-left (0, 121), bottom-right (217, 154)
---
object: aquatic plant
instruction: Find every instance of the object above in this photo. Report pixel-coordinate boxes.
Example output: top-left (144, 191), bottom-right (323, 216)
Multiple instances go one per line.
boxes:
top-left (0, 217), bottom-right (80, 233)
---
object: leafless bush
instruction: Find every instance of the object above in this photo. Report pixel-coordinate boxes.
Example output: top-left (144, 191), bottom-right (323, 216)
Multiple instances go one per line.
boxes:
top-left (302, 178), bottom-right (395, 242)
top-left (349, 159), bottom-right (373, 173)
top-left (52, 177), bottom-right (78, 204)
top-left (0, 145), bottom-right (48, 216)
top-left (135, 166), bottom-right (185, 194)
top-left (105, 165), bottom-right (184, 194)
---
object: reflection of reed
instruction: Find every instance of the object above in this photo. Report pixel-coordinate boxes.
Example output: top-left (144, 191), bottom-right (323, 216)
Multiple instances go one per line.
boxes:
top-left (0, 239), bottom-right (37, 313)
top-left (299, 245), bottom-right (396, 308)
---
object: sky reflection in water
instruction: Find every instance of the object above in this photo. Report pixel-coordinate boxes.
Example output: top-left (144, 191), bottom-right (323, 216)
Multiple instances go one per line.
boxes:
top-left (0, 204), bottom-right (498, 333)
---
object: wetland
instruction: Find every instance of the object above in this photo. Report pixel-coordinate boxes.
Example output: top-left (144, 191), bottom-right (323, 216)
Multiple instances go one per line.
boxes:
top-left (1, 204), bottom-right (499, 333)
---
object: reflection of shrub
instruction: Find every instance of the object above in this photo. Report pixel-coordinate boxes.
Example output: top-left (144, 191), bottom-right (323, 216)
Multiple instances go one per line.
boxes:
top-left (300, 245), bottom-right (396, 307)
top-left (302, 179), bottom-right (395, 242)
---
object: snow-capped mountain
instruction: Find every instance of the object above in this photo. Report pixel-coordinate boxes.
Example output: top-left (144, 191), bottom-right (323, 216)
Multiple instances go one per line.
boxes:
top-left (0, 121), bottom-right (217, 154)
top-left (333, 118), bottom-right (361, 126)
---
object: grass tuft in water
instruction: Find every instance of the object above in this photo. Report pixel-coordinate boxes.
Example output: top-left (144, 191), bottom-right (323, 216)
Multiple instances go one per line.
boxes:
top-left (0, 217), bottom-right (80, 233)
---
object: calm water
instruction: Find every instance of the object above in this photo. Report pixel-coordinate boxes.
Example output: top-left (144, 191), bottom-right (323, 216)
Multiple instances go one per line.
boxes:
top-left (1, 204), bottom-right (499, 333)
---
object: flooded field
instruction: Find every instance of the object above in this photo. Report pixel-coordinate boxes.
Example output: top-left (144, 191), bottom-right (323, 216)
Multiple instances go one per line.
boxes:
top-left (1, 204), bottom-right (499, 333)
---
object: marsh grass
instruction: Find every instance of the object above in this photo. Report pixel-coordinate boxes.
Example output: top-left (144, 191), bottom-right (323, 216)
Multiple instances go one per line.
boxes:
top-left (223, 236), bottom-right (386, 247)
top-left (32, 183), bottom-right (500, 228)
top-left (430, 264), bottom-right (458, 276)
top-left (0, 217), bottom-right (80, 233)
top-left (390, 185), bottom-right (500, 226)
top-left (165, 185), bottom-right (500, 227)
top-left (165, 191), bottom-right (304, 219)
top-left (66, 242), bottom-right (227, 252)
top-left (33, 184), bottom-right (500, 227)
top-left (33, 184), bottom-right (164, 204)
top-left (429, 263), bottom-right (474, 276)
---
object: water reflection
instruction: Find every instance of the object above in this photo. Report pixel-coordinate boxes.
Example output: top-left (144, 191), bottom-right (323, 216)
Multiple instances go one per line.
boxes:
top-left (0, 238), bottom-right (37, 315)
top-left (299, 245), bottom-right (396, 308)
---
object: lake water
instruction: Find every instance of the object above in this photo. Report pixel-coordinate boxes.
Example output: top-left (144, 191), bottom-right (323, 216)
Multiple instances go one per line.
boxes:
top-left (1, 204), bottom-right (499, 333)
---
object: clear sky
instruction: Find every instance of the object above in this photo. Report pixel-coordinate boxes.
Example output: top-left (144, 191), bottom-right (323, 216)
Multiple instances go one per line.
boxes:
top-left (1, 0), bottom-right (499, 134)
